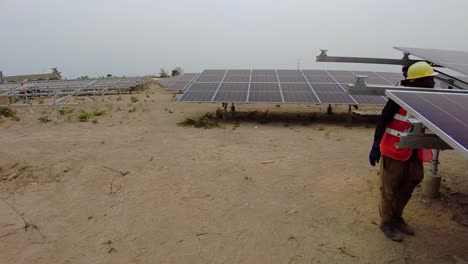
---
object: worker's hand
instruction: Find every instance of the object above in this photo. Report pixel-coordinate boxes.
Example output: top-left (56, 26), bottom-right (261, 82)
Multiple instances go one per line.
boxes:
top-left (369, 143), bottom-right (381, 166)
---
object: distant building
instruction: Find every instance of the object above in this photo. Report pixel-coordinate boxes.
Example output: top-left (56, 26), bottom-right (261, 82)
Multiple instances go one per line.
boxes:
top-left (1, 68), bottom-right (62, 83)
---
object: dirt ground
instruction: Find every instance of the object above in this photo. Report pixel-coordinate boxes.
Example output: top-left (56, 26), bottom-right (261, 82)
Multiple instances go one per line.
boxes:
top-left (0, 83), bottom-right (467, 264)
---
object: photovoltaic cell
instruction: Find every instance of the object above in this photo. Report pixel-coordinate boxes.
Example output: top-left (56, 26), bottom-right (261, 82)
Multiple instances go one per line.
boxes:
top-left (365, 77), bottom-right (394, 85)
top-left (283, 92), bottom-right (319, 103)
top-left (316, 93), bottom-right (356, 104)
top-left (179, 90), bottom-right (216, 102)
top-left (188, 83), bottom-right (220, 91)
top-left (226, 70), bottom-right (250, 76)
top-left (351, 95), bottom-right (387, 105)
top-left (196, 75), bottom-right (224, 82)
top-left (302, 70), bottom-right (329, 76)
top-left (386, 90), bottom-right (468, 159)
top-left (214, 91), bottom-right (247, 102)
top-left (251, 75), bottom-right (278, 82)
top-left (252, 70), bottom-right (276, 75)
top-left (249, 91), bottom-right (282, 102)
top-left (202, 70), bottom-right (226, 76)
top-left (333, 76), bottom-right (359, 84)
top-left (250, 82), bottom-right (279, 92)
top-left (168, 81), bottom-right (190, 90)
top-left (224, 75), bottom-right (250, 82)
top-left (219, 83), bottom-right (249, 91)
top-left (306, 75), bottom-right (336, 83)
top-left (278, 75), bottom-right (307, 82)
top-left (311, 83), bottom-right (345, 93)
top-left (280, 83), bottom-right (312, 92)
top-left (277, 70), bottom-right (302, 75)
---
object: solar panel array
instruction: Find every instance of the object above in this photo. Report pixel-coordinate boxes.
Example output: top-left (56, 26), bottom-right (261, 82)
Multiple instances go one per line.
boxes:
top-left (386, 90), bottom-right (468, 159)
top-left (1, 77), bottom-right (147, 96)
top-left (395, 47), bottom-right (468, 76)
top-left (158, 73), bottom-right (200, 91)
top-left (178, 69), bottom-right (403, 105)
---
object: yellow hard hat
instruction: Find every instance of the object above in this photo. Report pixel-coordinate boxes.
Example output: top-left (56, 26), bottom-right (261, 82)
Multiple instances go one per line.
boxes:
top-left (406, 61), bottom-right (438, 80)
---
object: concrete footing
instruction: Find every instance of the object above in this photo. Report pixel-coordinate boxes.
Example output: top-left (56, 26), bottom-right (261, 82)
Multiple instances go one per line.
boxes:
top-left (422, 174), bottom-right (441, 198)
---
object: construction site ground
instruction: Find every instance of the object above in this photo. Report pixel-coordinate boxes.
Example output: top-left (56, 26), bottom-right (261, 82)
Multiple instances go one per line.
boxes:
top-left (0, 82), bottom-right (467, 264)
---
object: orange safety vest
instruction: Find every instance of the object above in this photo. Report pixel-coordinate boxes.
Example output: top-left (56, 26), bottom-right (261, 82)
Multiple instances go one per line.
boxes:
top-left (380, 108), bottom-right (433, 162)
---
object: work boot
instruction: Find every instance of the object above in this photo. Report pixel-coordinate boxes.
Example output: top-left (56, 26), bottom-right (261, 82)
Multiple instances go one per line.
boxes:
top-left (395, 217), bottom-right (415, 235)
top-left (379, 223), bottom-right (403, 241)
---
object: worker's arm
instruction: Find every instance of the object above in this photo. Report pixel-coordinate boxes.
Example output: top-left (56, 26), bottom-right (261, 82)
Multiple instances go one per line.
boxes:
top-left (373, 99), bottom-right (400, 144)
top-left (368, 99), bottom-right (400, 166)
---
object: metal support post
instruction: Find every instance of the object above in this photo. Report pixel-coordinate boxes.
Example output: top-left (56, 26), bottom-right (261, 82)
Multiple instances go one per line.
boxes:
top-left (346, 105), bottom-right (352, 124)
top-left (222, 102), bottom-right (228, 122)
top-left (230, 103), bottom-right (235, 116)
top-left (327, 104), bottom-right (332, 114)
top-left (422, 149), bottom-right (442, 198)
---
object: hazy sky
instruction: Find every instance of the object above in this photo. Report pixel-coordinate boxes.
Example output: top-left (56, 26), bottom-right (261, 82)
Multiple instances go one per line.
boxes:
top-left (1, 0), bottom-right (468, 78)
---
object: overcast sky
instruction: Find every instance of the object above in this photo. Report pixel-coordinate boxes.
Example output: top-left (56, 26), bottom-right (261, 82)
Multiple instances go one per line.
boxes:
top-left (1, 0), bottom-right (467, 78)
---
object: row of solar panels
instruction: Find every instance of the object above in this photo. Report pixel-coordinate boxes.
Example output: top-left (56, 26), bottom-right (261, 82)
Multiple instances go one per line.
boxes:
top-left (1, 77), bottom-right (148, 95)
top-left (158, 73), bottom-right (199, 91)
top-left (169, 69), bottom-right (407, 105)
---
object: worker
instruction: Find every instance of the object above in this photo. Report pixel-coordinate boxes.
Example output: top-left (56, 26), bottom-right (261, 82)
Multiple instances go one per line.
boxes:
top-left (369, 61), bottom-right (437, 241)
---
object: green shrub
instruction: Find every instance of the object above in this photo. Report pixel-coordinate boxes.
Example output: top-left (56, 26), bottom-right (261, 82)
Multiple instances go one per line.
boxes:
top-left (130, 96), bottom-right (139, 103)
top-left (79, 112), bottom-right (92, 121)
top-left (0, 107), bottom-right (16, 117)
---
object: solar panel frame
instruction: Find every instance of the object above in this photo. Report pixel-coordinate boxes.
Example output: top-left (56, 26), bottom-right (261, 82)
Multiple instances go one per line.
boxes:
top-left (394, 47), bottom-right (468, 76)
top-left (386, 90), bottom-right (468, 159)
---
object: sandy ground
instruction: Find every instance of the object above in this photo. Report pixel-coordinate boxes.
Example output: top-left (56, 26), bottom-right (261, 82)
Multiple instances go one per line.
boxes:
top-left (0, 83), bottom-right (467, 264)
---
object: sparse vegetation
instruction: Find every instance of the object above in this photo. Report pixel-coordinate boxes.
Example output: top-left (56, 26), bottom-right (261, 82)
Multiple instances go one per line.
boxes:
top-left (8, 97), bottom-right (20, 104)
top-left (79, 112), bottom-right (92, 121)
top-left (92, 119), bottom-right (98, 124)
top-left (59, 107), bottom-right (74, 115)
top-left (178, 110), bottom-right (223, 129)
top-left (38, 116), bottom-right (51, 123)
top-left (128, 106), bottom-right (137, 113)
top-left (171, 67), bottom-right (183, 77)
top-left (130, 96), bottom-right (139, 103)
top-left (0, 107), bottom-right (17, 118)
top-left (159, 68), bottom-right (169, 78)
top-left (92, 109), bottom-right (105, 116)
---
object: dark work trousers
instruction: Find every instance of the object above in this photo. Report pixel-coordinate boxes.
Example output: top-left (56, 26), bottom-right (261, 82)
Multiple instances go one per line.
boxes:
top-left (379, 150), bottom-right (424, 225)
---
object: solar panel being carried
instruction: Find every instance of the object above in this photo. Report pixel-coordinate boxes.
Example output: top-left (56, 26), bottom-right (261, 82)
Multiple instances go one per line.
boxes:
top-left (394, 47), bottom-right (468, 76)
top-left (386, 90), bottom-right (468, 159)
top-left (178, 69), bottom-right (403, 105)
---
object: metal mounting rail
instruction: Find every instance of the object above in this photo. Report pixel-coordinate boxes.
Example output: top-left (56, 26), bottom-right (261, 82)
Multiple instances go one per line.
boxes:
top-left (316, 49), bottom-right (443, 67)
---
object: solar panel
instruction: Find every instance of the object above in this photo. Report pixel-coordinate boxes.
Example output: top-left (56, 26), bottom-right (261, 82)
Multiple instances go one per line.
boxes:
top-left (395, 47), bottom-right (468, 76)
top-left (2, 78), bottom-right (147, 96)
top-left (179, 69), bottom-right (398, 105)
top-left (386, 90), bottom-right (468, 159)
